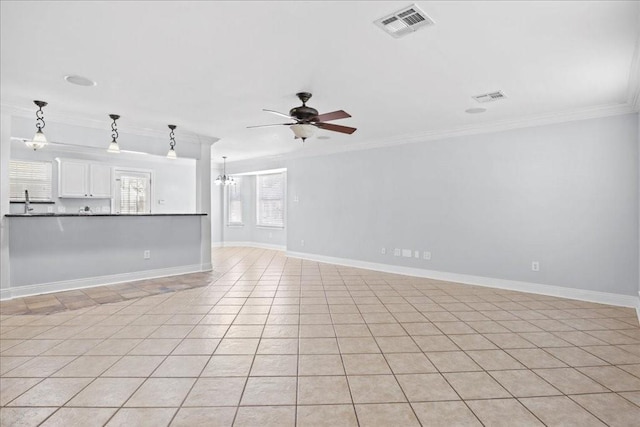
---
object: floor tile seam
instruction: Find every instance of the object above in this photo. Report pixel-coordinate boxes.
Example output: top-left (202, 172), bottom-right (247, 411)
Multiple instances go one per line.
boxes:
top-left (340, 276), bottom-right (424, 426)
top-left (617, 391), bottom-right (640, 409)
top-left (230, 262), bottom-right (281, 426)
top-left (564, 393), bottom-right (624, 425)
top-left (26, 372), bottom-right (109, 426)
top-left (117, 276), bottom-right (242, 426)
top-left (0, 376), bottom-right (48, 408)
top-left (572, 366), bottom-right (638, 394)
top-left (575, 345), bottom-right (636, 366)
top-left (322, 284), bottom-right (362, 427)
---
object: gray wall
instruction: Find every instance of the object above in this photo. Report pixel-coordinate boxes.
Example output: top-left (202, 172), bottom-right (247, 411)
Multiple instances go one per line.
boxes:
top-left (230, 113), bottom-right (639, 297)
top-left (222, 175), bottom-right (286, 247)
top-left (9, 215), bottom-right (202, 286)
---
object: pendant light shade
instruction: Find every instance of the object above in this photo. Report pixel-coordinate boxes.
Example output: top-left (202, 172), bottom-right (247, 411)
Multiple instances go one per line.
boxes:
top-left (167, 124), bottom-right (177, 159)
top-left (25, 100), bottom-right (48, 151)
top-left (107, 114), bottom-right (120, 153)
top-left (215, 156), bottom-right (235, 186)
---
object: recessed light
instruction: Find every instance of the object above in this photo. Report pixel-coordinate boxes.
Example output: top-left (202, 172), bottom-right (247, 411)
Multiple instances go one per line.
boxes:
top-left (465, 107), bottom-right (487, 114)
top-left (64, 75), bottom-right (97, 87)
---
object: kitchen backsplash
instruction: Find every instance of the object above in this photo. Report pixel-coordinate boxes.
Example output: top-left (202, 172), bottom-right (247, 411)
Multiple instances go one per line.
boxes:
top-left (10, 198), bottom-right (112, 214)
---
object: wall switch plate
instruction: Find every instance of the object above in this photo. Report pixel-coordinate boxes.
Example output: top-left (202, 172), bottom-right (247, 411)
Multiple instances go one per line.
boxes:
top-left (402, 249), bottom-right (412, 258)
top-left (158, 199), bottom-right (165, 205)
top-left (423, 251), bottom-right (431, 260)
top-left (394, 248), bottom-right (401, 256)
top-left (144, 250), bottom-right (151, 259)
top-left (414, 251), bottom-right (419, 258)
top-left (58, 206), bottom-right (66, 213)
top-left (381, 248), bottom-right (386, 255)
top-left (301, 240), bottom-right (305, 247)
top-left (294, 195), bottom-right (299, 203)
top-left (531, 261), bottom-right (539, 271)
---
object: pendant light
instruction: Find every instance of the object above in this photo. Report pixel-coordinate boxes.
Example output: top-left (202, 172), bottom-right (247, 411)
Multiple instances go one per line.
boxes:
top-left (215, 156), bottom-right (236, 186)
top-left (107, 114), bottom-right (120, 153)
top-left (167, 124), bottom-right (177, 159)
top-left (25, 100), bottom-right (48, 150)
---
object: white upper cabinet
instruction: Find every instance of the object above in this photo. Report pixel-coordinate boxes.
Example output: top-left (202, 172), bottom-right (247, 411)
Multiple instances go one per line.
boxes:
top-left (89, 164), bottom-right (112, 198)
top-left (58, 159), bottom-right (112, 198)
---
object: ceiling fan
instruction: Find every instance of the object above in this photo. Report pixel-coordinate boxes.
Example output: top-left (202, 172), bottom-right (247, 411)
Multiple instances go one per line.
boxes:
top-left (248, 92), bottom-right (356, 141)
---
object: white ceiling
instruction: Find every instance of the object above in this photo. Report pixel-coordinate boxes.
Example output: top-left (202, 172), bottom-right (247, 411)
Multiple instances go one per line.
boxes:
top-left (1, 1), bottom-right (639, 163)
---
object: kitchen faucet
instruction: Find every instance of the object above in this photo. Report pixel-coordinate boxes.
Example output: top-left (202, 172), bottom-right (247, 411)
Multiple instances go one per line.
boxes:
top-left (24, 190), bottom-right (33, 214)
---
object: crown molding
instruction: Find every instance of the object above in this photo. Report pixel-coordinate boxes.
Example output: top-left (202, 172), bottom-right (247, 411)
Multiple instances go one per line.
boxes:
top-left (228, 101), bottom-right (638, 168)
top-left (0, 102), bottom-right (219, 146)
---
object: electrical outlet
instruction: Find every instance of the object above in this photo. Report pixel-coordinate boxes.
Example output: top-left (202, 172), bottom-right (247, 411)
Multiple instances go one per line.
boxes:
top-left (531, 261), bottom-right (539, 271)
top-left (144, 250), bottom-right (151, 259)
top-left (423, 251), bottom-right (431, 260)
top-left (47, 206), bottom-right (53, 213)
top-left (414, 251), bottom-right (419, 258)
top-left (394, 248), bottom-right (401, 256)
top-left (381, 248), bottom-right (386, 255)
top-left (58, 206), bottom-right (66, 213)
top-left (402, 249), bottom-right (412, 258)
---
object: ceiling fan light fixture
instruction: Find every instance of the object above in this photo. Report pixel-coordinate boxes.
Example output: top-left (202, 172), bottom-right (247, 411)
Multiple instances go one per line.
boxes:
top-left (290, 124), bottom-right (316, 140)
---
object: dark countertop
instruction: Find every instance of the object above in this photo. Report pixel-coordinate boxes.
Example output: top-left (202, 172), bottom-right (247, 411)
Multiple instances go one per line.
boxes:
top-left (6, 213), bottom-right (208, 217)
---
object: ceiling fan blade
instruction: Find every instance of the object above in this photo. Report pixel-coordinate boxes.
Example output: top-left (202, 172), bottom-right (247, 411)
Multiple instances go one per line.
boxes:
top-left (247, 123), bottom-right (295, 129)
top-left (312, 110), bottom-right (351, 122)
top-left (263, 109), bottom-right (295, 120)
top-left (315, 122), bottom-right (357, 134)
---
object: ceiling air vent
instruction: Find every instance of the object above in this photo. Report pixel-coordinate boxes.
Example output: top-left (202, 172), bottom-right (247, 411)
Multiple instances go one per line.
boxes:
top-left (374, 4), bottom-right (435, 38)
top-left (472, 91), bottom-right (507, 103)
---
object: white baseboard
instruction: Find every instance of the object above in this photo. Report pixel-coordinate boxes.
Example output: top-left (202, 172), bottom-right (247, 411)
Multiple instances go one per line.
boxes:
top-left (286, 250), bottom-right (640, 310)
top-left (222, 241), bottom-right (286, 251)
top-left (0, 264), bottom-right (206, 301)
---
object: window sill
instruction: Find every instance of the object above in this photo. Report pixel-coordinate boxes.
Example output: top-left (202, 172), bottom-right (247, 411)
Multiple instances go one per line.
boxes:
top-left (256, 225), bottom-right (285, 230)
top-left (227, 223), bottom-right (245, 227)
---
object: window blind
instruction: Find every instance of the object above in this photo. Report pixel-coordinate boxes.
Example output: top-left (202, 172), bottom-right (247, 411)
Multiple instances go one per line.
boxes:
top-left (228, 177), bottom-right (243, 224)
top-left (119, 175), bottom-right (149, 214)
top-left (9, 160), bottom-right (53, 201)
top-left (257, 173), bottom-right (284, 228)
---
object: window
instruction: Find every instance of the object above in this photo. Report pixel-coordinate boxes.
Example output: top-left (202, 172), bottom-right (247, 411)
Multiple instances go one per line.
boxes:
top-left (257, 172), bottom-right (285, 228)
top-left (114, 170), bottom-right (151, 214)
top-left (227, 177), bottom-right (243, 225)
top-left (9, 160), bottom-right (53, 201)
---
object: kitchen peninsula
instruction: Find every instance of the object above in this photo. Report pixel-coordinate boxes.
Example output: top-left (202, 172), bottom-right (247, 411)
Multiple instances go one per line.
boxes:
top-left (0, 113), bottom-right (216, 301)
top-left (3, 213), bottom-right (209, 299)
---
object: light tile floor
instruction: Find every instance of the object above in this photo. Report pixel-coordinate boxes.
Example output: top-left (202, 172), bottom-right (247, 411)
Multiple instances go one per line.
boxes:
top-left (1, 247), bottom-right (640, 426)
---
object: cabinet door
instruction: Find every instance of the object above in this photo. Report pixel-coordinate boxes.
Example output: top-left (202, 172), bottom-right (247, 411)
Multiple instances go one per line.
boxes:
top-left (89, 164), bottom-right (112, 198)
top-left (59, 160), bottom-right (89, 197)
